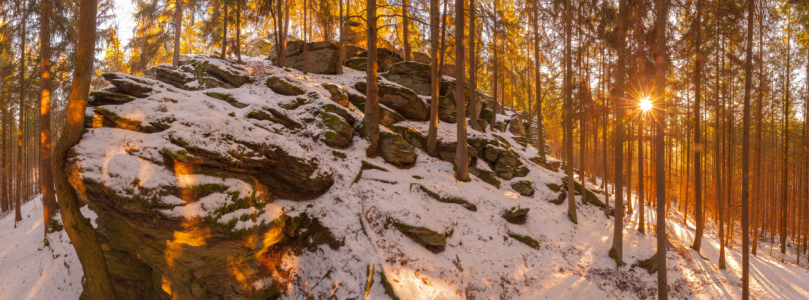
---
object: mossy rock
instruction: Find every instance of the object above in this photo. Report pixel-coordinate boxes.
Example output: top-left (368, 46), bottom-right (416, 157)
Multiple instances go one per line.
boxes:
top-left (354, 81), bottom-right (429, 121)
top-left (502, 206), bottom-right (529, 224)
top-left (561, 176), bottom-right (601, 206)
top-left (279, 97), bottom-right (308, 110)
top-left (246, 107), bottom-right (302, 129)
top-left (545, 182), bottom-right (563, 192)
top-left (89, 86), bottom-right (136, 106)
top-left (345, 57), bottom-right (367, 71)
top-left (438, 95), bottom-right (456, 123)
top-left (394, 222), bottom-right (446, 252)
top-left (205, 92), bottom-right (248, 108)
top-left (530, 156), bottom-right (560, 172)
top-left (390, 125), bottom-right (426, 150)
top-left (322, 103), bottom-right (357, 125)
top-left (378, 132), bottom-right (417, 168)
top-left (143, 65), bottom-right (196, 89)
top-left (511, 180), bottom-right (535, 197)
top-left (417, 184), bottom-right (477, 211)
top-left (102, 72), bottom-right (154, 98)
top-left (469, 168), bottom-right (500, 188)
top-left (321, 112), bottom-right (353, 148)
top-left (508, 233), bottom-right (539, 249)
top-left (266, 76), bottom-right (305, 96)
top-left (322, 83), bottom-right (349, 107)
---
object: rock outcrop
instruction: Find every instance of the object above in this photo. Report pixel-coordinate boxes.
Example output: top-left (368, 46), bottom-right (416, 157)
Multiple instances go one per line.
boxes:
top-left (282, 41), bottom-right (341, 74)
top-left (354, 82), bottom-right (429, 121)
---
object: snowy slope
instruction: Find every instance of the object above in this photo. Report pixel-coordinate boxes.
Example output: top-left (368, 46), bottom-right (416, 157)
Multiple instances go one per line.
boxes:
top-left (3, 57), bottom-right (809, 299)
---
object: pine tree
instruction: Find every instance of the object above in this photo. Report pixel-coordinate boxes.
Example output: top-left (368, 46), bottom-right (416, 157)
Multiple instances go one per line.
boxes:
top-left (454, 0), bottom-right (469, 181)
top-left (364, 0), bottom-right (380, 157)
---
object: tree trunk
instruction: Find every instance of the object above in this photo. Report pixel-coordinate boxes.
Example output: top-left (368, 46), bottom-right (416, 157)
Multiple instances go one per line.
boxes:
top-left (16, 0), bottom-right (27, 225)
top-left (221, 0), bottom-right (228, 59)
top-left (468, 0), bottom-right (479, 131)
top-left (427, 0), bottom-right (439, 155)
top-left (610, 0), bottom-right (629, 266)
top-left (364, 0), bottom-right (380, 157)
top-left (338, 0), bottom-right (345, 74)
top-left (236, 0), bottom-right (241, 62)
top-left (303, 0), bottom-right (308, 74)
top-left (781, 5), bottom-right (791, 255)
top-left (534, 0), bottom-right (545, 162)
top-left (741, 0), bottom-right (753, 294)
top-left (691, 0), bottom-right (705, 253)
top-left (638, 116), bottom-right (645, 234)
top-left (564, 0), bottom-right (577, 224)
top-left (402, 0), bottom-right (412, 61)
top-left (172, 0), bottom-right (182, 67)
top-left (490, 0), bottom-right (498, 131)
top-left (454, 0), bottom-right (468, 181)
top-left (41, 0), bottom-right (57, 236)
top-left (52, 0), bottom-right (118, 296)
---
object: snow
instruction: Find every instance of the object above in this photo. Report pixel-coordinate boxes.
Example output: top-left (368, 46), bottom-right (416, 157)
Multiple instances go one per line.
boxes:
top-left (4, 56), bottom-right (809, 299)
top-left (0, 197), bottom-right (93, 300)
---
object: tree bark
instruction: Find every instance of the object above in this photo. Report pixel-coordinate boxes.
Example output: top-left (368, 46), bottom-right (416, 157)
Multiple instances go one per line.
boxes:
top-left (468, 0), bottom-right (480, 131)
top-left (609, 0), bottom-right (629, 266)
top-left (236, 0), bottom-right (241, 62)
top-left (781, 5), bottom-right (791, 255)
top-left (638, 115), bottom-right (645, 234)
top-left (654, 1), bottom-right (669, 295)
top-left (454, 0), bottom-right (468, 181)
top-left (427, 0), bottom-right (440, 155)
top-left (221, 0), bottom-right (228, 59)
top-left (41, 0), bottom-right (57, 236)
top-left (564, 0), bottom-right (577, 225)
top-left (741, 0), bottom-right (754, 296)
top-left (52, 0), bottom-right (118, 296)
top-left (534, 0), bottom-right (545, 162)
top-left (338, 0), bottom-right (345, 74)
top-left (691, 0), bottom-right (705, 253)
top-left (15, 0), bottom-right (28, 225)
top-left (364, 0), bottom-right (380, 157)
top-left (402, 0), bottom-right (412, 61)
top-left (172, 0), bottom-right (182, 67)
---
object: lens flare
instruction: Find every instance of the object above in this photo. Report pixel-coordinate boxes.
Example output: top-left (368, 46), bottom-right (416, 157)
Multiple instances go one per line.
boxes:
top-left (639, 97), bottom-right (653, 112)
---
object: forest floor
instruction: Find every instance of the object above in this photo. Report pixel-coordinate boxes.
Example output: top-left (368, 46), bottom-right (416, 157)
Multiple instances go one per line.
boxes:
top-left (2, 57), bottom-right (809, 299)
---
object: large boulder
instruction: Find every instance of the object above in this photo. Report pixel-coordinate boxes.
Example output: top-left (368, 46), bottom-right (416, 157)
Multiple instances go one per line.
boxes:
top-left (412, 52), bottom-right (431, 64)
top-left (182, 58), bottom-right (253, 88)
top-left (321, 111), bottom-right (353, 149)
top-left (378, 132), bottom-right (417, 167)
top-left (244, 38), bottom-right (273, 57)
top-left (347, 92), bottom-right (406, 127)
top-left (383, 61), bottom-right (432, 96)
top-left (283, 41), bottom-right (341, 74)
top-left (101, 72), bottom-right (156, 98)
top-left (355, 48), bottom-right (403, 72)
top-left (322, 83), bottom-right (349, 107)
top-left (266, 75), bottom-right (305, 96)
top-left (354, 82), bottom-right (429, 121)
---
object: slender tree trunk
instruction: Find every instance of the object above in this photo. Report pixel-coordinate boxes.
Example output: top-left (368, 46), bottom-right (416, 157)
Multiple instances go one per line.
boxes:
top-left (52, 0), bottom-right (118, 296)
top-left (638, 115), bottom-right (645, 234)
top-left (303, 0), bottom-right (308, 74)
top-left (41, 0), bottom-right (57, 236)
top-left (365, 0), bottom-right (380, 157)
top-left (691, 0), bottom-right (705, 253)
top-left (338, 0), bottom-right (345, 74)
top-left (172, 0), bottom-right (182, 67)
top-left (490, 0), bottom-right (498, 130)
top-left (610, 0), bottom-right (629, 266)
top-left (534, 0), bottom-right (545, 162)
top-left (236, 0), bottom-right (241, 62)
top-left (427, 0), bottom-right (439, 155)
top-left (781, 5), bottom-right (791, 254)
top-left (468, 0), bottom-right (480, 131)
top-left (221, 0), bottom-right (228, 59)
top-left (741, 0), bottom-right (754, 294)
top-left (564, 0), bottom-right (577, 224)
top-left (15, 0), bottom-right (27, 224)
top-left (402, 0), bottom-right (412, 61)
top-left (454, 0), bottom-right (468, 181)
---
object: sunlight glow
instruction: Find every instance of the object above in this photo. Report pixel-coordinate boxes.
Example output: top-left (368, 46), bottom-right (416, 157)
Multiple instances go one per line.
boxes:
top-left (639, 97), bottom-right (653, 112)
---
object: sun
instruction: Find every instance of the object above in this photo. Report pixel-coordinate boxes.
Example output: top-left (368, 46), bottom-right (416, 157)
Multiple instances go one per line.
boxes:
top-left (639, 97), bottom-right (653, 112)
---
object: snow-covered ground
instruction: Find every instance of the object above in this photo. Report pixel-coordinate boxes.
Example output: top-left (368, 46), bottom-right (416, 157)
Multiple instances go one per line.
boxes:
top-left (3, 57), bottom-right (809, 299)
top-left (0, 197), bottom-right (93, 300)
